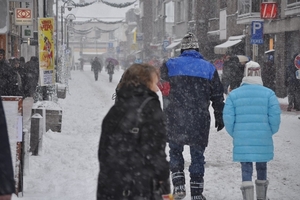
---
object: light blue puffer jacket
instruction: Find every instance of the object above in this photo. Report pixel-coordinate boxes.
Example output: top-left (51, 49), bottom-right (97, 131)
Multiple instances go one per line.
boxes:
top-left (223, 76), bottom-right (281, 162)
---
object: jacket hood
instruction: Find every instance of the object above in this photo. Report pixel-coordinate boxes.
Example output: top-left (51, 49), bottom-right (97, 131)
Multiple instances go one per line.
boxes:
top-left (241, 76), bottom-right (263, 86)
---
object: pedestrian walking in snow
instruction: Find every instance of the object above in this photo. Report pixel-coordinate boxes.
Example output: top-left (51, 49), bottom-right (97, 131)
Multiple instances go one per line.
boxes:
top-left (160, 32), bottom-right (225, 200)
top-left (0, 98), bottom-right (15, 200)
top-left (222, 54), bottom-right (244, 93)
top-left (106, 61), bottom-right (114, 82)
top-left (97, 63), bottom-right (170, 200)
top-left (223, 76), bottom-right (281, 200)
top-left (92, 57), bottom-right (102, 81)
top-left (24, 56), bottom-right (39, 99)
top-left (285, 53), bottom-right (300, 111)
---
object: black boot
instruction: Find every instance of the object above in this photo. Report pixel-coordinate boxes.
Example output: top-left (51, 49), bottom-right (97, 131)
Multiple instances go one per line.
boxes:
top-left (171, 171), bottom-right (186, 200)
top-left (190, 177), bottom-right (206, 200)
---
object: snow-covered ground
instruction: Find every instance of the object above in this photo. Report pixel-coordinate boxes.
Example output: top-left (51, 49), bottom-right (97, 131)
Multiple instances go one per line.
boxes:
top-left (12, 65), bottom-right (300, 200)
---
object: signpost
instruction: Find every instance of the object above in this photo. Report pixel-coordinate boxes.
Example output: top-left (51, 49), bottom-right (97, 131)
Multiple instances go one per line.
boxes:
top-left (251, 21), bottom-right (264, 44)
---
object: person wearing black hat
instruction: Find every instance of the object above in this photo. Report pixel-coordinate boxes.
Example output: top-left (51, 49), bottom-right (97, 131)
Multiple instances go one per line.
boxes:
top-left (0, 49), bottom-right (14, 96)
top-left (160, 33), bottom-right (224, 200)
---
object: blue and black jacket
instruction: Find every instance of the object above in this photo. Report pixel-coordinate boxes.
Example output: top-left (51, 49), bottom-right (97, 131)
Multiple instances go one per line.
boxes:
top-left (161, 50), bottom-right (224, 147)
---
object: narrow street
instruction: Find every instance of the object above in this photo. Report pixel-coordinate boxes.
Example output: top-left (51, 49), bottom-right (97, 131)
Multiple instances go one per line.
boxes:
top-left (12, 65), bottom-right (300, 200)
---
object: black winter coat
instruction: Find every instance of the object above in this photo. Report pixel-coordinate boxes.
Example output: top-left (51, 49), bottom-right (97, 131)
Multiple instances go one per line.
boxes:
top-left (92, 60), bottom-right (102, 72)
top-left (0, 61), bottom-right (14, 96)
top-left (0, 98), bottom-right (15, 195)
top-left (97, 85), bottom-right (170, 200)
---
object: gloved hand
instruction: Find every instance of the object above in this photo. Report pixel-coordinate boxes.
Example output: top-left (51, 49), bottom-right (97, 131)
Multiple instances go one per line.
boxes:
top-left (214, 112), bottom-right (224, 131)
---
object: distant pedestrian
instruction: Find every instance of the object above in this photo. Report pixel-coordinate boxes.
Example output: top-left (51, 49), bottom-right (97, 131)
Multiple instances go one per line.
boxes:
top-left (10, 58), bottom-right (25, 96)
top-left (223, 76), bottom-right (281, 200)
top-left (0, 97), bottom-right (15, 200)
top-left (92, 57), bottom-right (102, 81)
top-left (0, 49), bottom-right (14, 96)
top-left (285, 53), bottom-right (300, 111)
top-left (106, 61), bottom-right (115, 82)
top-left (97, 63), bottom-right (170, 200)
top-left (19, 57), bottom-right (26, 69)
top-left (24, 56), bottom-right (39, 98)
top-left (262, 53), bottom-right (276, 91)
top-left (222, 54), bottom-right (244, 93)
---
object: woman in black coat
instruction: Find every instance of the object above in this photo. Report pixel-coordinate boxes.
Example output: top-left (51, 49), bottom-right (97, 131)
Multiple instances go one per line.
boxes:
top-left (97, 63), bottom-right (170, 200)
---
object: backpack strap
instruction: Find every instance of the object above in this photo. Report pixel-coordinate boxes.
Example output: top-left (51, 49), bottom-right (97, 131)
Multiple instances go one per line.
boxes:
top-left (129, 97), bottom-right (154, 134)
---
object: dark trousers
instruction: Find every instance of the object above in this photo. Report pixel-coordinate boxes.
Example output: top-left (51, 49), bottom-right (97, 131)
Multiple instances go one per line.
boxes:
top-left (169, 142), bottom-right (206, 181)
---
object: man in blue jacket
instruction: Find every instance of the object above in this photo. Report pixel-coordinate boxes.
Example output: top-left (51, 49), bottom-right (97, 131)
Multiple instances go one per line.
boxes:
top-left (161, 32), bottom-right (224, 200)
top-left (223, 76), bottom-right (281, 200)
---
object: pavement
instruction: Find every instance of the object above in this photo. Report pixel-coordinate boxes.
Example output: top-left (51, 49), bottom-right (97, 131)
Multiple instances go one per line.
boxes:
top-left (279, 102), bottom-right (300, 119)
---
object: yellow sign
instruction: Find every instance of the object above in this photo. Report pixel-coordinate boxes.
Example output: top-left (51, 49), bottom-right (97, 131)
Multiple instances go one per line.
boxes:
top-left (38, 18), bottom-right (55, 85)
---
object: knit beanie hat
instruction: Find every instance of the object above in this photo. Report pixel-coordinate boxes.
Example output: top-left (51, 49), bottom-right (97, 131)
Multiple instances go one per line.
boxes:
top-left (180, 32), bottom-right (199, 50)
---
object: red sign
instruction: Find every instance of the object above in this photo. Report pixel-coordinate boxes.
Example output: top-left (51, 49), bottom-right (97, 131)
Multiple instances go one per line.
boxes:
top-left (294, 54), bottom-right (300, 70)
top-left (261, 3), bottom-right (278, 19)
top-left (16, 8), bottom-right (31, 19)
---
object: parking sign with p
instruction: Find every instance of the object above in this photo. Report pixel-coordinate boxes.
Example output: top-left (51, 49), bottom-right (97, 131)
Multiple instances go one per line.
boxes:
top-left (251, 21), bottom-right (264, 44)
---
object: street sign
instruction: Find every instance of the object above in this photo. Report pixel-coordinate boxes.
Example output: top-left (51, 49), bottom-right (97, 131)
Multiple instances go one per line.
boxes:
top-left (251, 21), bottom-right (263, 44)
top-left (163, 40), bottom-right (169, 51)
top-left (294, 54), bottom-right (300, 69)
top-left (108, 42), bottom-right (113, 48)
top-left (261, 3), bottom-right (278, 19)
top-left (15, 8), bottom-right (32, 25)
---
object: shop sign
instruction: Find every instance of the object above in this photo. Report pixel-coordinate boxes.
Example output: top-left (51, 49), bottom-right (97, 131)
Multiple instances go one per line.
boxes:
top-left (261, 3), bottom-right (278, 19)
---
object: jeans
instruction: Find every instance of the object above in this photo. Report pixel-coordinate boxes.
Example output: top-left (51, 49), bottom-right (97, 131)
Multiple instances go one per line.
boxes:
top-left (241, 162), bottom-right (267, 181)
top-left (169, 142), bottom-right (206, 181)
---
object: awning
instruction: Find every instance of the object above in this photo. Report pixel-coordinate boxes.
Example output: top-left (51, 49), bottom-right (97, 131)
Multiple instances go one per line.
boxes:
top-left (214, 35), bottom-right (245, 54)
top-left (166, 40), bottom-right (181, 50)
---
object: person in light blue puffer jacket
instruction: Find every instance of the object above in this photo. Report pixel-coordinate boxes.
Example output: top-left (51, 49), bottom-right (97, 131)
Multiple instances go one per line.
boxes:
top-left (223, 76), bottom-right (281, 200)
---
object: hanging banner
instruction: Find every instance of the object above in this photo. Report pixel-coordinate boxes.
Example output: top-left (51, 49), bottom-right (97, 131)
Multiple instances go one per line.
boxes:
top-left (38, 18), bottom-right (55, 85)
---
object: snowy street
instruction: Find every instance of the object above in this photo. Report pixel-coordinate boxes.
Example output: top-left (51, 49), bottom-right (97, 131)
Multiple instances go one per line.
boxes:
top-left (12, 65), bottom-right (300, 200)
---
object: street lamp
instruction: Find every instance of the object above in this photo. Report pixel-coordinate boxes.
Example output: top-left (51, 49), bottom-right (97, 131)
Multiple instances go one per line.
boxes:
top-left (61, 0), bottom-right (76, 46)
top-left (66, 13), bottom-right (76, 49)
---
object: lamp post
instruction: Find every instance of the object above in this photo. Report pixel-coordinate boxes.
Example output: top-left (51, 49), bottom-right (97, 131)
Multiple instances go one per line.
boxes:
top-left (61, 0), bottom-right (76, 46)
top-left (66, 13), bottom-right (76, 49)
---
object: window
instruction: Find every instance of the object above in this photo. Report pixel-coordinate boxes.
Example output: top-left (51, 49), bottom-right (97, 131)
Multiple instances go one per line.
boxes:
top-left (109, 32), bottom-right (114, 40)
top-left (288, 0), bottom-right (300, 4)
top-left (238, 0), bottom-right (261, 15)
top-left (165, 1), bottom-right (174, 23)
top-left (209, 0), bottom-right (218, 18)
top-left (177, 1), bottom-right (185, 22)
